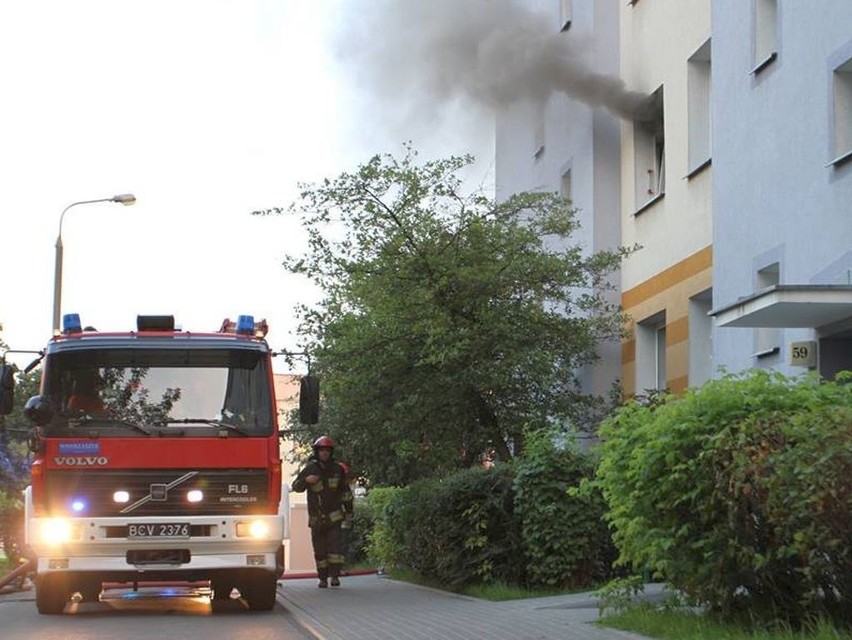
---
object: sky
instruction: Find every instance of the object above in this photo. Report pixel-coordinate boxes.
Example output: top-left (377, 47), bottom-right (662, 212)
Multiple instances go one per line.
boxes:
top-left (0, 0), bottom-right (640, 373)
top-left (0, 0), bottom-right (495, 373)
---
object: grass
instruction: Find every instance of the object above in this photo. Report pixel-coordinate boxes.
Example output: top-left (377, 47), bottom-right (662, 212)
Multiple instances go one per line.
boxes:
top-left (600, 605), bottom-right (852, 640)
top-left (463, 580), bottom-right (579, 601)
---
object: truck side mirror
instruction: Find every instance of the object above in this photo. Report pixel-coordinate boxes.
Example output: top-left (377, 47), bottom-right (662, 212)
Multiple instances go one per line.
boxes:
top-left (299, 375), bottom-right (320, 425)
top-left (24, 395), bottom-right (54, 426)
top-left (0, 364), bottom-right (14, 415)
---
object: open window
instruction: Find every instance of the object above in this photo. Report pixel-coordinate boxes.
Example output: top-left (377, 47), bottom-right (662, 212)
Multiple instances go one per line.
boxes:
top-left (634, 86), bottom-right (665, 211)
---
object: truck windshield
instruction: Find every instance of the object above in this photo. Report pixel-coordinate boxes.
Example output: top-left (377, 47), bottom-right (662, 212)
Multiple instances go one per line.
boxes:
top-left (42, 347), bottom-right (274, 437)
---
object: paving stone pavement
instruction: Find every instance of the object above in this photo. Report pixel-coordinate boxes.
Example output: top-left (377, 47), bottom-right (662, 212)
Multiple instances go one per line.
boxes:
top-left (277, 574), bottom-right (659, 640)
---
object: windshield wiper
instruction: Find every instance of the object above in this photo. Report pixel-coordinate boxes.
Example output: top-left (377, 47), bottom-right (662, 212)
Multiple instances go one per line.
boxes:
top-left (162, 418), bottom-right (251, 437)
top-left (73, 415), bottom-right (152, 435)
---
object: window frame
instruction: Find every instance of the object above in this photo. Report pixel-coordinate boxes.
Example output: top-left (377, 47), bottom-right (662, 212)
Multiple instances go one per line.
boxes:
top-left (633, 86), bottom-right (666, 213)
top-left (752, 0), bottom-right (779, 76)
top-left (687, 40), bottom-right (712, 176)
top-left (559, 0), bottom-right (572, 32)
top-left (830, 56), bottom-right (852, 167)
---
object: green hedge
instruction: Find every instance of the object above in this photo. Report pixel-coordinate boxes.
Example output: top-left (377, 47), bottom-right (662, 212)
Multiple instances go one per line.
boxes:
top-left (596, 371), bottom-right (852, 627)
top-left (515, 429), bottom-right (617, 588)
top-left (365, 440), bottom-right (615, 590)
top-left (381, 465), bottom-right (521, 586)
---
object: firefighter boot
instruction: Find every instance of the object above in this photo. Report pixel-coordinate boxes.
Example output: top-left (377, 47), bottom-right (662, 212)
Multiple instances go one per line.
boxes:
top-left (317, 566), bottom-right (329, 589)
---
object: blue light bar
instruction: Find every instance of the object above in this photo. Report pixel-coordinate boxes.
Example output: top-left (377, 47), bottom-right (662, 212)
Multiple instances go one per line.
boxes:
top-left (236, 315), bottom-right (255, 335)
top-left (63, 313), bottom-right (82, 334)
top-left (71, 499), bottom-right (86, 513)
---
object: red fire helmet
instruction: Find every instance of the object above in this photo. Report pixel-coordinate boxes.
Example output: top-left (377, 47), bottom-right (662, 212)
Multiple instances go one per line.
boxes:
top-left (312, 435), bottom-right (335, 449)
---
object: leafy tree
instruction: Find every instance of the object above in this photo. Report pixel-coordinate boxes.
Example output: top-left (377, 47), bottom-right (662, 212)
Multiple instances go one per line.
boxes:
top-left (261, 149), bottom-right (631, 484)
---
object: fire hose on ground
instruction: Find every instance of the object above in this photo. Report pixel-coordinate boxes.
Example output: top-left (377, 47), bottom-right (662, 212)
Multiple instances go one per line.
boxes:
top-left (0, 559), bottom-right (33, 593)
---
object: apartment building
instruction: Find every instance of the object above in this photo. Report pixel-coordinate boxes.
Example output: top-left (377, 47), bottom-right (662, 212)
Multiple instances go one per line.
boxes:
top-left (494, 0), bottom-right (623, 401)
top-left (618, 0), bottom-right (713, 396)
top-left (708, 1), bottom-right (852, 379)
top-left (495, 0), bottom-right (851, 400)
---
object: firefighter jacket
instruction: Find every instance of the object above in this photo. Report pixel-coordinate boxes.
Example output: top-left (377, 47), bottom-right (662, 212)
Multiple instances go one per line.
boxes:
top-left (291, 457), bottom-right (353, 528)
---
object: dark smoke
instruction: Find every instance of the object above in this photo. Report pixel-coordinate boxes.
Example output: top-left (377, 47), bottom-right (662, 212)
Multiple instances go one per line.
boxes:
top-left (335, 0), bottom-right (647, 121)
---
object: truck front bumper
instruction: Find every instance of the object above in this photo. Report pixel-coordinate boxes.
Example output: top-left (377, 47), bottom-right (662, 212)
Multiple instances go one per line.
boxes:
top-left (28, 514), bottom-right (285, 578)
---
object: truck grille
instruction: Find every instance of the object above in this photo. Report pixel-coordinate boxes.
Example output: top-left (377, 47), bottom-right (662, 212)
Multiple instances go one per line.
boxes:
top-left (44, 469), bottom-right (270, 517)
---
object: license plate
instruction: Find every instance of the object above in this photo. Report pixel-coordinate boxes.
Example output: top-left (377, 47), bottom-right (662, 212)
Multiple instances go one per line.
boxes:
top-left (128, 523), bottom-right (190, 539)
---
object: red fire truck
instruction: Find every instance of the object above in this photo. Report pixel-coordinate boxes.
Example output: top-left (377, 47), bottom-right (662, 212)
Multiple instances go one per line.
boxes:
top-left (17, 313), bottom-right (318, 614)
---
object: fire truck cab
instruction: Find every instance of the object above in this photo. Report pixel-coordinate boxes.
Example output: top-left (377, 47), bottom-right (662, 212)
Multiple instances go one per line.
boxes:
top-left (19, 313), bottom-right (319, 614)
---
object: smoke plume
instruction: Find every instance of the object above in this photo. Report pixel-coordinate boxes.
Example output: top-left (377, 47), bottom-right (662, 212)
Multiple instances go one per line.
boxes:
top-left (335, 0), bottom-right (647, 121)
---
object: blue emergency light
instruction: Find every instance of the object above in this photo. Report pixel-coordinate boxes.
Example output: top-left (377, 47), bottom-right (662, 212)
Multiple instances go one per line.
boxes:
top-left (236, 315), bottom-right (255, 335)
top-left (62, 313), bottom-right (82, 334)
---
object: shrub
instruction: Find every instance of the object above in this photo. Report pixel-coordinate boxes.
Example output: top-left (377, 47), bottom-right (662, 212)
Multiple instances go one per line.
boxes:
top-left (596, 370), bottom-right (852, 627)
top-left (343, 496), bottom-right (373, 565)
top-left (514, 428), bottom-right (617, 589)
top-left (363, 485), bottom-right (407, 569)
top-left (378, 466), bottom-right (522, 586)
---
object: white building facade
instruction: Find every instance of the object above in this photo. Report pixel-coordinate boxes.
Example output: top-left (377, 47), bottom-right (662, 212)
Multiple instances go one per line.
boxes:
top-left (495, 0), bottom-right (851, 398)
top-left (494, 0), bottom-right (623, 402)
top-left (709, 1), bottom-right (852, 378)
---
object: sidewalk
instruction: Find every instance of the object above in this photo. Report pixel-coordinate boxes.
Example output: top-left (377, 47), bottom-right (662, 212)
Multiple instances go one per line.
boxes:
top-left (276, 573), bottom-right (661, 640)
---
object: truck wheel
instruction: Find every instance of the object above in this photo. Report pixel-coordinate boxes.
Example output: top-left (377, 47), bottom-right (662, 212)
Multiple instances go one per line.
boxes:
top-left (239, 570), bottom-right (278, 611)
top-left (211, 576), bottom-right (235, 601)
top-left (74, 576), bottom-right (102, 603)
top-left (36, 574), bottom-right (71, 615)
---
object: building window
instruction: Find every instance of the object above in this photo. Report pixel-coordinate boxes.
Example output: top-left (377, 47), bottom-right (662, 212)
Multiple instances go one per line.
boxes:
top-left (753, 0), bottom-right (778, 74)
top-left (634, 86), bottom-right (665, 210)
top-left (636, 311), bottom-right (667, 393)
top-left (754, 263), bottom-right (781, 358)
top-left (689, 289), bottom-right (713, 387)
top-left (533, 103), bottom-right (545, 160)
top-left (559, 0), bottom-right (572, 32)
top-left (560, 168), bottom-right (572, 203)
top-left (832, 57), bottom-right (852, 165)
top-left (688, 40), bottom-right (712, 174)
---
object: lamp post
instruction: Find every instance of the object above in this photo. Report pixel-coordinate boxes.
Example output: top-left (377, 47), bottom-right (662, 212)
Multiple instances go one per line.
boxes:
top-left (52, 194), bottom-right (136, 333)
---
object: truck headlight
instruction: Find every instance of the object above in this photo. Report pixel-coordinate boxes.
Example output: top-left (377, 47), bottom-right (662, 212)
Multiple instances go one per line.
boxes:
top-left (236, 520), bottom-right (270, 539)
top-left (39, 518), bottom-right (76, 545)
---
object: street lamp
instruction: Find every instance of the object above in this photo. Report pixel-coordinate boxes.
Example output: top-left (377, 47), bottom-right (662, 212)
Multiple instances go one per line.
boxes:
top-left (52, 194), bottom-right (136, 333)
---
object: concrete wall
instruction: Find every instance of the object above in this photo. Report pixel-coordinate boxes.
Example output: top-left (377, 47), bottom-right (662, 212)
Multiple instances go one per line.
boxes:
top-left (494, 0), bottom-right (623, 400)
top-left (618, 0), bottom-right (713, 395)
top-left (274, 374), bottom-right (315, 572)
top-left (711, 1), bottom-right (852, 374)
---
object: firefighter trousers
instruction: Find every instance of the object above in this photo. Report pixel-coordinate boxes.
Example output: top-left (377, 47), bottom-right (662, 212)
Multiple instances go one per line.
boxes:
top-left (311, 522), bottom-right (344, 579)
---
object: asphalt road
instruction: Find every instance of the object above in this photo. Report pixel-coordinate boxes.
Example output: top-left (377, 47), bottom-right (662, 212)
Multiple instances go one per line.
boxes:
top-left (0, 584), bottom-right (312, 640)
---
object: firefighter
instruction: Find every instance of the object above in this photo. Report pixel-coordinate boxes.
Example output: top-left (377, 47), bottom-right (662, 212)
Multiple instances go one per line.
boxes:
top-left (291, 435), bottom-right (353, 588)
top-left (67, 369), bottom-right (105, 413)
